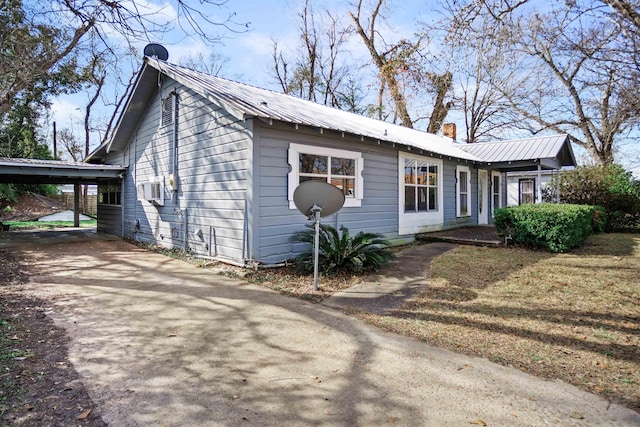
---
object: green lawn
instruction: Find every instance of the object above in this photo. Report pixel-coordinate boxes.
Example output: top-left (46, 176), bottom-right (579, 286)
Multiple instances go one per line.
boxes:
top-left (3, 220), bottom-right (96, 229)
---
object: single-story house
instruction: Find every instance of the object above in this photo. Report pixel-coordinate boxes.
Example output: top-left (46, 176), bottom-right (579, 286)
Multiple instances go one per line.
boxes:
top-left (87, 55), bottom-right (576, 266)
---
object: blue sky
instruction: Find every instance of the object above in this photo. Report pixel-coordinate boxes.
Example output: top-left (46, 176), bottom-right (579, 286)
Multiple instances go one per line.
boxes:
top-left (50, 0), bottom-right (432, 129)
top-left (47, 0), bottom-right (639, 175)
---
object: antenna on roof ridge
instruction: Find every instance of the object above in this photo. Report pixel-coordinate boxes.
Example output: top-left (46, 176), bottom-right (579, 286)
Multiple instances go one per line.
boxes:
top-left (143, 43), bottom-right (169, 61)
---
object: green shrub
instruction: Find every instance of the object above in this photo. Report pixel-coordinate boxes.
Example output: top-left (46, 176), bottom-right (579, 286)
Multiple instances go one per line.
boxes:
top-left (494, 203), bottom-right (600, 252)
top-left (291, 224), bottom-right (395, 274)
top-left (543, 164), bottom-right (640, 231)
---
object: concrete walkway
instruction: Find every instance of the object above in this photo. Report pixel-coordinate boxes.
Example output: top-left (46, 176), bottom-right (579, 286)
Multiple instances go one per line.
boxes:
top-left (324, 242), bottom-right (456, 314)
top-left (4, 230), bottom-right (640, 426)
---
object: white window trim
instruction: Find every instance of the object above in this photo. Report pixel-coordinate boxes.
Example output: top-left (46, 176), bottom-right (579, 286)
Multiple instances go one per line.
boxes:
top-left (491, 171), bottom-right (502, 217)
top-left (456, 165), bottom-right (471, 217)
top-left (288, 143), bottom-right (363, 209)
top-left (398, 152), bottom-right (443, 235)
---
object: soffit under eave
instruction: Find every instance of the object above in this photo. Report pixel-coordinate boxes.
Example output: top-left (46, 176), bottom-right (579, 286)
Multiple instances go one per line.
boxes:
top-left (560, 138), bottom-right (577, 167)
top-left (478, 158), bottom-right (565, 172)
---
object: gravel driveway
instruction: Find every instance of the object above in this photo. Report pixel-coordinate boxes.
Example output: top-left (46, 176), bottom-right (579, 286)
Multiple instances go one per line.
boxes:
top-left (7, 230), bottom-right (640, 426)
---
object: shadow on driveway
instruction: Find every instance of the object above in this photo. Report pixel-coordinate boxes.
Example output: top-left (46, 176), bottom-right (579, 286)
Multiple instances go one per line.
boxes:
top-left (5, 230), bottom-right (639, 426)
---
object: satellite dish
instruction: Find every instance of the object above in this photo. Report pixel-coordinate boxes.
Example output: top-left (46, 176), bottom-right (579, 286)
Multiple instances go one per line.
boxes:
top-left (143, 43), bottom-right (169, 61)
top-left (293, 181), bottom-right (345, 218)
top-left (293, 181), bottom-right (345, 290)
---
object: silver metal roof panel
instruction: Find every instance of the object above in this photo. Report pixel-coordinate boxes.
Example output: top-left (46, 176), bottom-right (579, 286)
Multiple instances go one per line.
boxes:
top-left (459, 135), bottom-right (573, 164)
top-left (145, 59), bottom-right (480, 161)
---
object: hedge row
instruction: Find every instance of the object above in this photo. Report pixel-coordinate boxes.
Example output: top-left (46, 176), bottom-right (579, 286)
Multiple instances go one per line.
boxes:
top-left (494, 203), bottom-right (605, 253)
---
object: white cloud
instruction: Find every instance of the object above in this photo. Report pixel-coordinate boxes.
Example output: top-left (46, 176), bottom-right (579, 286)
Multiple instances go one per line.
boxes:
top-left (50, 96), bottom-right (85, 130)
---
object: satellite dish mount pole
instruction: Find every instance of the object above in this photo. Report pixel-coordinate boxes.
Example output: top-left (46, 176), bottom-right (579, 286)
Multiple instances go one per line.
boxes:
top-left (309, 204), bottom-right (323, 290)
top-left (293, 180), bottom-right (345, 292)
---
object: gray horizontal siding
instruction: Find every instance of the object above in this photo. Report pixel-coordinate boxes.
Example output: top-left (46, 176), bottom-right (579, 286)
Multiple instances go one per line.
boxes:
top-left (254, 122), bottom-right (400, 264)
top-left (442, 159), bottom-right (476, 229)
top-left (97, 205), bottom-right (122, 236)
top-left (116, 78), bottom-right (251, 262)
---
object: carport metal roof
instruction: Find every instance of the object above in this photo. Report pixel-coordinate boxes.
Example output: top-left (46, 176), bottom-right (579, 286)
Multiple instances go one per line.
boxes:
top-left (0, 158), bottom-right (126, 184)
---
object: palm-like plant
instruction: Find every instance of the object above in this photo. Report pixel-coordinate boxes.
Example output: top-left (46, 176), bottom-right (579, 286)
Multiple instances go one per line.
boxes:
top-left (291, 224), bottom-right (395, 274)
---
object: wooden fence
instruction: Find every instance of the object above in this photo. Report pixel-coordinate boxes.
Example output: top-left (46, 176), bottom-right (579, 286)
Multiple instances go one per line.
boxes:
top-left (51, 194), bottom-right (98, 217)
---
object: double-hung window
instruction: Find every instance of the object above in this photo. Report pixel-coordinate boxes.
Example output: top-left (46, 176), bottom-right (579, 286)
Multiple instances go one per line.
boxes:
top-left (403, 158), bottom-right (438, 213)
top-left (288, 143), bottom-right (363, 208)
top-left (456, 165), bottom-right (471, 217)
top-left (519, 179), bottom-right (535, 204)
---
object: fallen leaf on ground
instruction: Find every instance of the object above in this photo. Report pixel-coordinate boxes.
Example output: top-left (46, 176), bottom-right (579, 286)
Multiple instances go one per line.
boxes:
top-left (468, 419), bottom-right (486, 426)
top-left (76, 409), bottom-right (91, 419)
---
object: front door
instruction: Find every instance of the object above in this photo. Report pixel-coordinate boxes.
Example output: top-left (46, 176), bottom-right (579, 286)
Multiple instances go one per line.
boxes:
top-left (478, 169), bottom-right (488, 225)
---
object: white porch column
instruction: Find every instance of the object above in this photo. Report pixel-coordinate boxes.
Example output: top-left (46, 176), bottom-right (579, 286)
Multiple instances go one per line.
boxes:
top-left (537, 163), bottom-right (542, 203)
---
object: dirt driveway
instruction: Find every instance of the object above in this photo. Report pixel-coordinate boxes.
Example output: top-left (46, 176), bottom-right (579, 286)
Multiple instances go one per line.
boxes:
top-left (5, 230), bottom-right (640, 426)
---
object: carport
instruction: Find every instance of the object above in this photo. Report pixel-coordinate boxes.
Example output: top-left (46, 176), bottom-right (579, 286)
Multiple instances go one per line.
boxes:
top-left (0, 158), bottom-right (126, 226)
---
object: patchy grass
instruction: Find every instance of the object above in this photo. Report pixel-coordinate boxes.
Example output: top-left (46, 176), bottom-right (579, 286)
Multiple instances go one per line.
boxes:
top-left (354, 233), bottom-right (640, 412)
top-left (239, 242), bottom-right (415, 302)
top-left (242, 266), bottom-right (365, 303)
top-left (4, 220), bottom-right (96, 230)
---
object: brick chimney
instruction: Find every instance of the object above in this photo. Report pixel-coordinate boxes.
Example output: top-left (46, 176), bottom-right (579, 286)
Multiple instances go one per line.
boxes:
top-left (442, 123), bottom-right (456, 141)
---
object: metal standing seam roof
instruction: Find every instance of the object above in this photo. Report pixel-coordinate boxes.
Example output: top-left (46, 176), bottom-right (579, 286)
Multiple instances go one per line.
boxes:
top-left (458, 134), bottom-right (574, 164)
top-left (89, 57), bottom-right (575, 169)
top-left (0, 157), bottom-right (126, 184)
top-left (0, 157), bottom-right (124, 170)
top-left (143, 58), bottom-right (481, 162)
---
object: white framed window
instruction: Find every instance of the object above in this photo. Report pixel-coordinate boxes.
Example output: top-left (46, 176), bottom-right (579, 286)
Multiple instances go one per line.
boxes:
top-left (519, 178), bottom-right (535, 205)
top-left (456, 165), bottom-right (471, 217)
top-left (398, 152), bottom-right (443, 235)
top-left (491, 171), bottom-right (501, 216)
top-left (288, 143), bottom-right (363, 209)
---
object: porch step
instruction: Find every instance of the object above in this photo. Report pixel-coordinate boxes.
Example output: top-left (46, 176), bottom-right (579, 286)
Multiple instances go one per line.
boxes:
top-left (416, 226), bottom-right (503, 248)
top-left (416, 234), bottom-right (502, 247)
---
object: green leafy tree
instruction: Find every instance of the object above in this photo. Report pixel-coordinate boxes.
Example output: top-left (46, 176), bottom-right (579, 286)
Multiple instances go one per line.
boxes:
top-left (291, 224), bottom-right (395, 274)
top-left (544, 164), bottom-right (640, 231)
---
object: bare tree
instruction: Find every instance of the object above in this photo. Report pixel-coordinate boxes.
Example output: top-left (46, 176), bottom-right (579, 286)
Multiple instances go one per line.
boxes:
top-left (349, 0), bottom-right (415, 127)
top-left (57, 128), bottom-right (83, 161)
top-left (349, 0), bottom-right (455, 131)
top-left (1, 0), bottom-right (248, 164)
top-left (179, 52), bottom-right (230, 76)
top-left (441, 5), bottom-right (519, 142)
top-left (449, 0), bottom-right (639, 163)
top-left (271, 0), bottom-right (363, 111)
top-left (513, 4), bottom-right (638, 163)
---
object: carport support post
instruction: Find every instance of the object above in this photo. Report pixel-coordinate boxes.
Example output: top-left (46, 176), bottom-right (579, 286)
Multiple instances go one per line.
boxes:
top-left (73, 182), bottom-right (80, 227)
